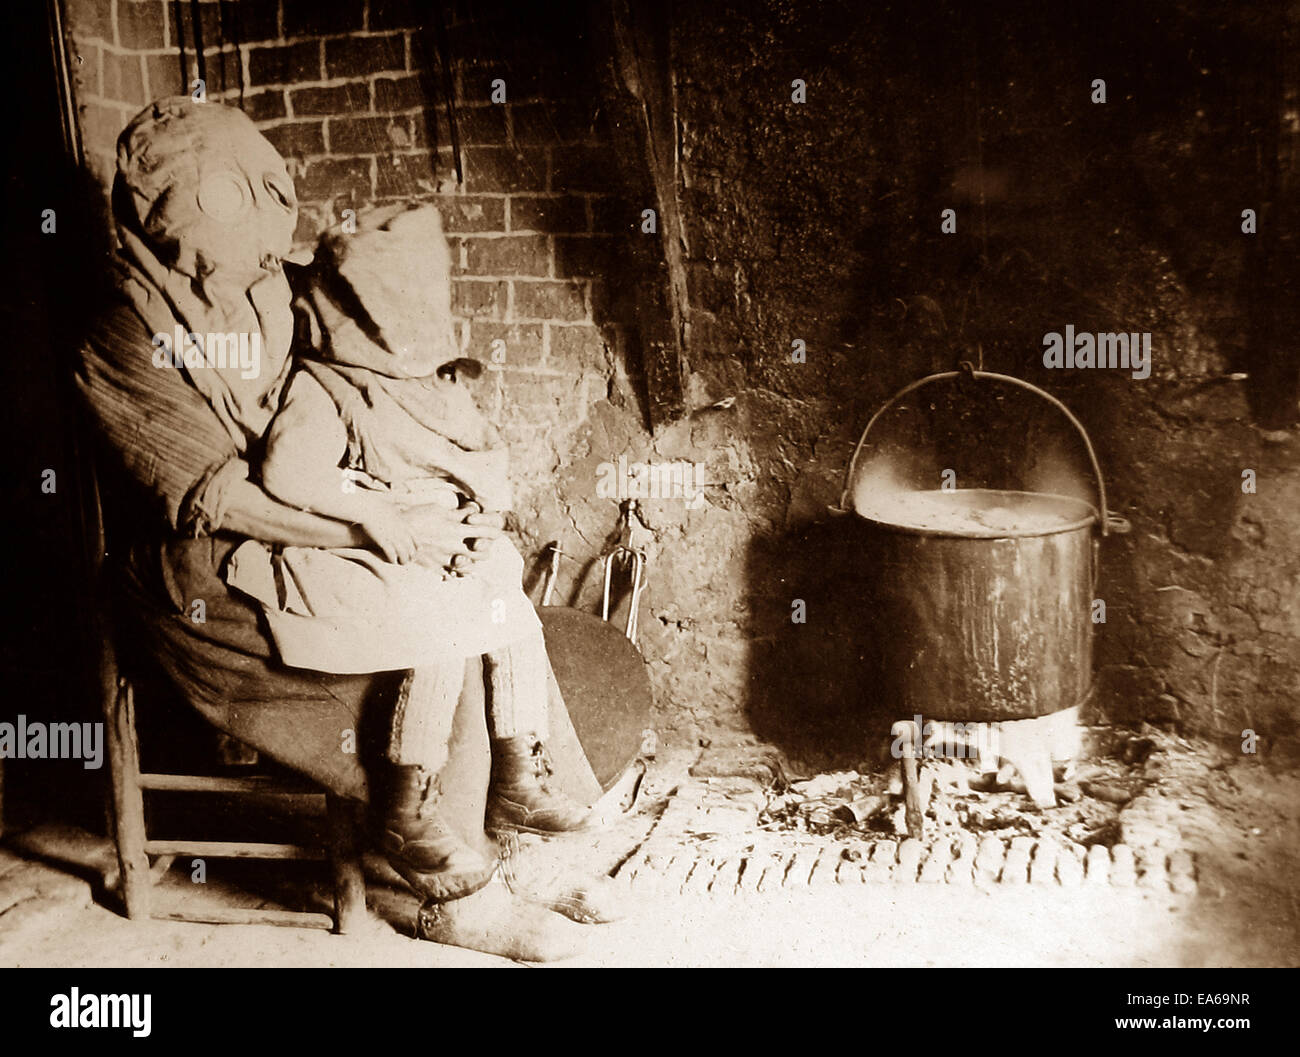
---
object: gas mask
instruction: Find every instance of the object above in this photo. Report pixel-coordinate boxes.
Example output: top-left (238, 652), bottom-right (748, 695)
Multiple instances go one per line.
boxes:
top-left (116, 96), bottom-right (298, 287)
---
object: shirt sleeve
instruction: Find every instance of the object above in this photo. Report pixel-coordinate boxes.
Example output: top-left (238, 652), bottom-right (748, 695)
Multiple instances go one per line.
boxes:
top-left (75, 300), bottom-right (247, 535)
top-left (261, 367), bottom-right (350, 494)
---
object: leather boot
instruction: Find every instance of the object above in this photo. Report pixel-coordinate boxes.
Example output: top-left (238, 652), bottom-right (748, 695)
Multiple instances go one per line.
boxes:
top-left (377, 765), bottom-right (496, 902)
top-left (487, 735), bottom-right (592, 833)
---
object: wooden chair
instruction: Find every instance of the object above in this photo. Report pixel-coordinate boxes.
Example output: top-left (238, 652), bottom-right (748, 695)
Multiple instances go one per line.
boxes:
top-left (102, 673), bottom-right (367, 932)
top-left (84, 466), bottom-right (367, 934)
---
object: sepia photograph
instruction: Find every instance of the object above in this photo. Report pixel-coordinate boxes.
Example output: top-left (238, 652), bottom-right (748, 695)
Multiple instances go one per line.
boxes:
top-left (0, 0), bottom-right (1295, 1017)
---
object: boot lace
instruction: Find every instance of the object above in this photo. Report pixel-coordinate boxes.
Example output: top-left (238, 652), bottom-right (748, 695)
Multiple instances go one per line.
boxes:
top-left (415, 771), bottom-right (444, 821)
top-left (529, 740), bottom-right (557, 791)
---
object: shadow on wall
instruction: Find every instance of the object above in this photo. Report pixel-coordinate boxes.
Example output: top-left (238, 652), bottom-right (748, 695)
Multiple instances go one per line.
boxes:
top-left (742, 516), bottom-right (892, 773)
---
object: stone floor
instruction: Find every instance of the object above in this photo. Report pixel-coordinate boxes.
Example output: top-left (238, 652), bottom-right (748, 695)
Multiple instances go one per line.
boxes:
top-left (2, 728), bottom-right (1298, 967)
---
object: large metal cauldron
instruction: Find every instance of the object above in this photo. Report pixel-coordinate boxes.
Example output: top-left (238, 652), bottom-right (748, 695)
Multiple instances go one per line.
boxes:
top-left (842, 371), bottom-right (1123, 724)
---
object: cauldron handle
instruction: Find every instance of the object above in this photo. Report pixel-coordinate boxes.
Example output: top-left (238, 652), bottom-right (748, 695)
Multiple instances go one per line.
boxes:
top-left (837, 370), bottom-right (1114, 536)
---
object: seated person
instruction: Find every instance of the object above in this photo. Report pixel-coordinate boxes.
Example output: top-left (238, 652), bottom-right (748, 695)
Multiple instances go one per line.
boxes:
top-left (76, 96), bottom-right (612, 960)
top-left (225, 205), bottom-right (592, 903)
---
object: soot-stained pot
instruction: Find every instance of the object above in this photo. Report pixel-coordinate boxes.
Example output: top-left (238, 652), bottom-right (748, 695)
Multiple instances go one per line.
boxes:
top-left (840, 370), bottom-right (1127, 724)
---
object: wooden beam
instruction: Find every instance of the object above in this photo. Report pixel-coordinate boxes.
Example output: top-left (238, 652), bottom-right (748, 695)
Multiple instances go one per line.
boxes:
top-left (155, 907), bottom-right (335, 930)
top-left (139, 772), bottom-right (326, 799)
top-left (327, 795), bottom-right (368, 935)
top-left (590, 0), bottom-right (687, 429)
top-left (143, 840), bottom-right (328, 861)
top-left (106, 679), bottom-right (153, 919)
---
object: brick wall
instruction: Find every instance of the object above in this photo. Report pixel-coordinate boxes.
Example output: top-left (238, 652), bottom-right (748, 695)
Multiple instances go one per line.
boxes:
top-left (61, 0), bottom-right (645, 524)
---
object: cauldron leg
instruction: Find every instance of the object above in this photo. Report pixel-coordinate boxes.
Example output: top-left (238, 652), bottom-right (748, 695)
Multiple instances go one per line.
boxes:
top-left (999, 715), bottom-right (1058, 809)
top-left (891, 719), bottom-right (926, 838)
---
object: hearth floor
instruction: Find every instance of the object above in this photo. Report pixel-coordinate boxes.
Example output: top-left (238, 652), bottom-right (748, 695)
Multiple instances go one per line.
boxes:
top-left (2, 728), bottom-right (1297, 967)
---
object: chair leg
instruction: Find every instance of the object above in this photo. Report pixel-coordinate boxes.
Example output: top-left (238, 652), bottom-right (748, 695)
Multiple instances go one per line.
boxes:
top-left (326, 795), bottom-right (367, 934)
top-left (106, 678), bottom-right (152, 919)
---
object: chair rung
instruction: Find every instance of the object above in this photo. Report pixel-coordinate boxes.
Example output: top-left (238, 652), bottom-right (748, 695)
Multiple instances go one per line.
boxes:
top-left (139, 772), bottom-right (324, 797)
top-left (145, 840), bottom-right (326, 860)
top-left (155, 907), bottom-right (335, 930)
top-left (149, 854), bottom-right (177, 881)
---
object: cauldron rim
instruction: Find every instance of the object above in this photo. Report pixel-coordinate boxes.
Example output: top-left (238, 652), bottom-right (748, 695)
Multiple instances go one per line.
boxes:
top-left (854, 487), bottom-right (1097, 541)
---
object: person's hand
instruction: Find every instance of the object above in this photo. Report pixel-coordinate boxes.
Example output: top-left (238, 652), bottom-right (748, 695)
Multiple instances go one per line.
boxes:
top-left (443, 506), bottom-right (507, 575)
top-left (363, 508), bottom-right (421, 564)
top-left (462, 506), bottom-right (507, 532)
top-left (401, 503), bottom-right (505, 573)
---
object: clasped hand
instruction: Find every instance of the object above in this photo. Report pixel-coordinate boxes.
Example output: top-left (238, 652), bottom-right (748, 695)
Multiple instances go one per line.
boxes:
top-left (365, 500), bottom-right (504, 575)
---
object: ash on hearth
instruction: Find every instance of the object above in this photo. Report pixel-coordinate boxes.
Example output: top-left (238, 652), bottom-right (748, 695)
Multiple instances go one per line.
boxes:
top-left (760, 741), bottom-right (1148, 851)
